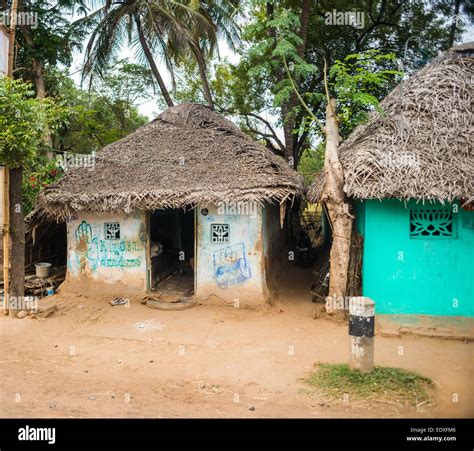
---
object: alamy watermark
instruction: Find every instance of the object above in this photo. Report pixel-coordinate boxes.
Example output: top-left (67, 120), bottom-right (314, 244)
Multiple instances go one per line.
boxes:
top-left (325, 295), bottom-right (367, 311)
top-left (1, 9), bottom-right (38, 29)
top-left (56, 151), bottom-right (96, 172)
top-left (18, 426), bottom-right (55, 445)
top-left (216, 201), bottom-right (258, 218)
top-left (324, 9), bottom-right (365, 29)
top-left (1, 296), bottom-right (38, 312)
top-left (380, 151), bottom-right (421, 170)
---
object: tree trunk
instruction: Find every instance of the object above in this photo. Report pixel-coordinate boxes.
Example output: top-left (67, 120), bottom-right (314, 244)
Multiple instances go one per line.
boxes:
top-left (297, 0), bottom-right (311, 57)
top-left (321, 98), bottom-right (354, 314)
top-left (9, 167), bottom-right (24, 317)
top-left (192, 45), bottom-right (214, 110)
top-left (135, 16), bottom-right (174, 108)
top-left (19, 25), bottom-right (47, 98)
top-left (281, 102), bottom-right (297, 165)
top-left (4, 0), bottom-right (20, 317)
top-left (34, 59), bottom-right (54, 159)
top-left (2, 167), bottom-right (10, 315)
top-left (448, 0), bottom-right (461, 48)
top-left (281, 0), bottom-right (312, 166)
top-left (32, 59), bottom-right (46, 98)
top-left (21, 25), bottom-right (54, 158)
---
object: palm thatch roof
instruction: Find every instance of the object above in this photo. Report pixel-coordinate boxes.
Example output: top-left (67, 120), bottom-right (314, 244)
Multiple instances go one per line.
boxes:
top-left (35, 103), bottom-right (303, 221)
top-left (309, 42), bottom-right (474, 204)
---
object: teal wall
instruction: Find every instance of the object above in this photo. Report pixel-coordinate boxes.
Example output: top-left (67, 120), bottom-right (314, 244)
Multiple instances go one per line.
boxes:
top-left (357, 199), bottom-right (474, 317)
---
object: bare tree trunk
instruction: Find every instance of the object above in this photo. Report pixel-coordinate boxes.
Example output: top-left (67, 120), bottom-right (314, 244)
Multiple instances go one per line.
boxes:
top-left (135, 16), bottom-right (174, 108)
top-left (321, 98), bottom-right (354, 314)
top-left (192, 45), bottom-right (214, 110)
top-left (9, 168), bottom-right (24, 317)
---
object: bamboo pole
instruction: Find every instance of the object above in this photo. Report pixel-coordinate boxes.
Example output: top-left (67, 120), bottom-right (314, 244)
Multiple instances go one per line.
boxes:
top-left (3, 0), bottom-right (19, 316)
top-left (2, 168), bottom-right (9, 315)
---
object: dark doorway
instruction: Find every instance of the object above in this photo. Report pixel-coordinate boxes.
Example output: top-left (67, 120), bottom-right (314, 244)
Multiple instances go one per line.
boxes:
top-left (149, 208), bottom-right (195, 296)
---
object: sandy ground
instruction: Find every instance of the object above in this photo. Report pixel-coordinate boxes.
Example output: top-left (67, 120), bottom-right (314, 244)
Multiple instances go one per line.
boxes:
top-left (0, 268), bottom-right (473, 418)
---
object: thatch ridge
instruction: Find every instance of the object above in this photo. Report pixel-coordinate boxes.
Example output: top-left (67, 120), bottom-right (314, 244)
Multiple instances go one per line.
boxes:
top-left (309, 42), bottom-right (474, 203)
top-left (36, 103), bottom-right (304, 221)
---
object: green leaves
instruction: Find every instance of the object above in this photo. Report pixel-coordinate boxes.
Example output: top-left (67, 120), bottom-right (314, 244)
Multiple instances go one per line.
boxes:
top-left (0, 77), bottom-right (62, 168)
top-left (23, 159), bottom-right (63, 215)
top-left (328, 50), bottom-right (401, 136)
top-left (44, 65), bottom-right (149, 154)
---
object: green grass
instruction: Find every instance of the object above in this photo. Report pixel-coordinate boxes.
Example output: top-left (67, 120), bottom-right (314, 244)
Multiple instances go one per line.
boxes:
top-left (306, 363), bottom-right (433, 406)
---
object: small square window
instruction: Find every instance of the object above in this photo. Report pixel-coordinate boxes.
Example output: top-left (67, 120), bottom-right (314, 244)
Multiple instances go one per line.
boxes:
top-left (211, 224), bottom-right (230, 243)
top-left (409, 209), bottom-right (456, 238)
top-left (104, 222), bottom-right (121, 240)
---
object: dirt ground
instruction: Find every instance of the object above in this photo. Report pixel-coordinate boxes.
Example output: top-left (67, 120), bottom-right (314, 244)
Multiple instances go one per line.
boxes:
top-left (1, 267), bottom-right (473, 418)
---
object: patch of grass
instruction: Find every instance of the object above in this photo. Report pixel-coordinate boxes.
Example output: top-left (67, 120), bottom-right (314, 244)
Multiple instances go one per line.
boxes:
top-left (307, 363), bottom-right (433, 406)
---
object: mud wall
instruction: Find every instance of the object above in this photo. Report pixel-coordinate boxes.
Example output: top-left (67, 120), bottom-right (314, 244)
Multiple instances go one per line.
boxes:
top-left (66, 210), bottom-right (147, 290)
top-left (262, 203), bottom-right (285, 297)
top-left (195, 204), bottom-right (268, 307)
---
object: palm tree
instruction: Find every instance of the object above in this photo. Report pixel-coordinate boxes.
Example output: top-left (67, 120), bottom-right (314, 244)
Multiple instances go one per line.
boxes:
top-left (78, 0), bottom-right (240, 109)
top-left (183, 0), bottom-right (241, 109)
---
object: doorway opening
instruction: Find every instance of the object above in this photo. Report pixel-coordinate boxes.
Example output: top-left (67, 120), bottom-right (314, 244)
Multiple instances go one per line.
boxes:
top-left (149, 208), bottom-right (195, 297)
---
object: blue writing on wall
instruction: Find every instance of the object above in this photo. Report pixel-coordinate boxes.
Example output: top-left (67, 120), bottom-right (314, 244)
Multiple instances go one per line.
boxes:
top-left (74, 220), bottom-right (143, 270)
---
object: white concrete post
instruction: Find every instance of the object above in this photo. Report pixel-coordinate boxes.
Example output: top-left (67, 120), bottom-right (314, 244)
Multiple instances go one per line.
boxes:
top-left (349, 297), bottom-right (375, 372)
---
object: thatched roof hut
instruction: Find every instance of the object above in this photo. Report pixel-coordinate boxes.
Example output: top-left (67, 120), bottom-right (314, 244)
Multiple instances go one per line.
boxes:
top-left (36, 103), bottom-right (303, 221)
top-left (309, 42), bottom-right (474, 204)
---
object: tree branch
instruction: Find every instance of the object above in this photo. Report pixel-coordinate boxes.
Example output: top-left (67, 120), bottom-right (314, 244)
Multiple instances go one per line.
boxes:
top-left (241, 115), bottom-right (285, 157)
top-left (242, 112), bottom-right (285, 150)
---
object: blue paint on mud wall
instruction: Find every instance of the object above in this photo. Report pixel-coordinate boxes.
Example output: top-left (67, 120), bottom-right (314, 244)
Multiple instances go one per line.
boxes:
top-left (67, 211), bottom-right (147, 289)
top-left (196, 204), bottom-right (268, 306)
top-left (213, 242), bottom-right (252, 288)
top-left (74, 220), bottom-right (143, 270)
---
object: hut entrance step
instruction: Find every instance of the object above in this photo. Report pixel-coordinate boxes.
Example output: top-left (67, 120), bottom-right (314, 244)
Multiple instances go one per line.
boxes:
top-left (152, 271), bottom-right (194, 297)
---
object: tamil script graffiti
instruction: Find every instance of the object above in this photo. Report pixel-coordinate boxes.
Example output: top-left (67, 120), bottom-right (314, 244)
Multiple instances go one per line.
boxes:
top-left (213, 242), bottom-right (251, 288)
top-left (98, 239), bottom-right (143, 267)
top-left (74, 221), bottom-right (144, 270)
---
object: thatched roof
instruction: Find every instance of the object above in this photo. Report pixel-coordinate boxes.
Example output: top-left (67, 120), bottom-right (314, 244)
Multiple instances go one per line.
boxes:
top-left (309, 42), bottom-right (474, 204)
top-left (36, 103), bottom-right (303, 221)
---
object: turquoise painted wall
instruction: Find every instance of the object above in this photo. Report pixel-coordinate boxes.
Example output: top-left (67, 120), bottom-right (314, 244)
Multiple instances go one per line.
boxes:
top-left (358, 199), bottom-right (474, 317)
